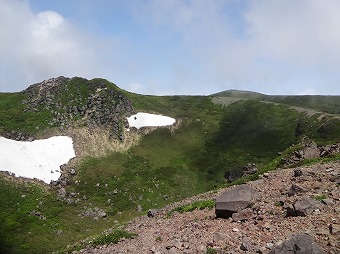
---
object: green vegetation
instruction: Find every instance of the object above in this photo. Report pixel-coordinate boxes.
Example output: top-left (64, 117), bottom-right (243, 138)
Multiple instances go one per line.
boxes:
top-left (168, 200), bottom-right (215, 216)
top-left (0, 92), bottom-right (53, 134)
top-left (206, 247), bottom-right (218, 254)
top-left (91, 229), bottom-right (137, 246)
top-left (315, 194), bottom-right (327, 201)
top-left (1, 79), bottom-right (340, 253)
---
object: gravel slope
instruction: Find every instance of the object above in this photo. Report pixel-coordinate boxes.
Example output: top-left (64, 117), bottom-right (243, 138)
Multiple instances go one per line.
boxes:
top-left (79, 162), bottom-right (340, 254)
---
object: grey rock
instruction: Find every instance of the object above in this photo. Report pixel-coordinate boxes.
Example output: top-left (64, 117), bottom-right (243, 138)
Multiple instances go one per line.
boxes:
top-left (303, 147), bottom-right (320, 159)
top-left (287, 184), bottom-right (308, 196)
top-left (147, 209), bottom-right (158, 218)
top-left (58, 188), bottom-right (66, 198)
top-left (240, 238), bottom-right (251, 251)
top-left (294, 197), bottom-right (322, 216)
top-left (283, 203), bottom-right (296, 217)
top-left (293, 169), bottom-right (303, 177)
top-left (268, 234), bottom-right (325, 254)
top-left (215, 184), bottom-right (257, 218)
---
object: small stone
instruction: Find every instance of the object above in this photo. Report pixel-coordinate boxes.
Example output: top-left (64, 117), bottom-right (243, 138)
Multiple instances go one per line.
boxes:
top-left (232, 228), bottom-right (239, 232)
top-left (240, 239), bottom-right (251, 251)
top-left (263, 173), bottom-right (270, 178)
top-left (266, 242), bottom-right (274, 249)
top-left (56, 229), bottom-right (63, 235)
top-left (293, 169), bottom-right (303, 177)
top-left (232, 208), bottom-right (254, 221)
top-left (316, 228), bottom-right (329, 235)
top-left (213, 232), bottom-right (229, 243)
top-left (147, 209), bottom-right (158, 218)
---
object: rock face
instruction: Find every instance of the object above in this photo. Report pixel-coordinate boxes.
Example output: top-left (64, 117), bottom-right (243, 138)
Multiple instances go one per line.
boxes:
top-left (22, 76), bottom-right (133, 139)
top-left (268, 234), bottom-right (326, 254)
top-left (215, 184), bottom-right (256, 218)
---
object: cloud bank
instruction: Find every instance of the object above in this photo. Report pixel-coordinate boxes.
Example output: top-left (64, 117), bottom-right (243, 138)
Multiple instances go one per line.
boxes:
top-left (0, 0), bottom-right (115, 92)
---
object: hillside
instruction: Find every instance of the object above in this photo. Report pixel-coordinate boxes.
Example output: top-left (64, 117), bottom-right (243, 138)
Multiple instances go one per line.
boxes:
top-left (0, 77), bottom-right (340, 253)
top-left (79, 161), bottom-right (340, 254)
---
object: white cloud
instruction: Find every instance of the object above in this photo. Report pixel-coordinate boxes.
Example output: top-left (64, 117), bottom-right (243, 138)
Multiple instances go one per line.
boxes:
top-left (130, 0), bottom-right (340, 95)
top-left (0, 0), bottom-right (114, 92)
top-left (1, 0), bottom-right (340, 95)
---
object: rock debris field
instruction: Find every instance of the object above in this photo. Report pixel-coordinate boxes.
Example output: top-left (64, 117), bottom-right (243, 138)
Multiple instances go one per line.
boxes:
top-left (80, 162), bottom-right (340, 254)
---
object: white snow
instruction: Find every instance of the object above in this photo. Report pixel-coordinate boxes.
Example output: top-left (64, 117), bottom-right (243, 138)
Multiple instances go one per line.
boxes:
top-left (0, 136), bottom-right (75, 184)
top-left (127, 112), bottom-right (176, 129)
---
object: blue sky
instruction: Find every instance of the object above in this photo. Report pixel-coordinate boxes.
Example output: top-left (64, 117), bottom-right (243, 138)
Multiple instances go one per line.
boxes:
top-left (1, 0), bottom-right (340, 95)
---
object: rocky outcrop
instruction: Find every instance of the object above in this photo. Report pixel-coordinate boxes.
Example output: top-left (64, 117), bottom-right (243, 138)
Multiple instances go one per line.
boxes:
top-left (22, 77), bottom-right (133, 139)
top-left (215, 184), bottom-right (256, 218)
top-left (284, 139), bottom-right (340, 166)
top-left (268, 234), bottom-right (325, 254)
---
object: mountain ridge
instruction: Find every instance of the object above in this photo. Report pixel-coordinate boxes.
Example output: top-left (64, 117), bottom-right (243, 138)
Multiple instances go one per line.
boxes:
top-left (1, 77), bottom-right (340, 253)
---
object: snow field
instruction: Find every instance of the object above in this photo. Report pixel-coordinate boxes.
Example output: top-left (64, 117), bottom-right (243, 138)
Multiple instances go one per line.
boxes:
top-left (0, 136), bottom-right (75, 183)
top-left (127, 112), bottom-right (176, 129)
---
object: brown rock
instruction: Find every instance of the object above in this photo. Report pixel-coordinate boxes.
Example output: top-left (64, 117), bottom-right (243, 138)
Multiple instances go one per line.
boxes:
top-left (232, 208), bottom-right (254, 221)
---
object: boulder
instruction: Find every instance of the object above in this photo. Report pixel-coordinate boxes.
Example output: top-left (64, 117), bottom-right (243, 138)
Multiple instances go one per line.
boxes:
top-left (232, 208), bottom-right (254, 221)
top-left (268, 234), bottom-right (325, 254)
top-left (215, 185), bottom-right (256, 218)
top-left (294, 197), bottom-right (322, 216)
top-left (287, 184), bottom-right (308, 196)
top-left (303, 147), bottom-right (320, 159)
top-left (147, 209), bottom-right (158, 218)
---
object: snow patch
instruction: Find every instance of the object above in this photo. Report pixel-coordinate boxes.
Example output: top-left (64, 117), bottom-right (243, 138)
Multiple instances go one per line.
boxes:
top-left (127, 112), bottom-right (176, 129)
top-left (0, 136), bottom-right (75, 184)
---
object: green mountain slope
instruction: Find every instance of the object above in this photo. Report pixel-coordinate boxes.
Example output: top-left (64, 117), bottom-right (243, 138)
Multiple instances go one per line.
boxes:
top-left (1, 79), bottom-right (340, 253)
top-left (212, 89), bottom-right (340, 114)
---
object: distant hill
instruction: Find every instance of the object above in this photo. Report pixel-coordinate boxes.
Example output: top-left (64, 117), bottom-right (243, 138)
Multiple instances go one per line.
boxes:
top-left (212, 89), bottom-right (340, 114)
top-left (211, 89), bottom-right (265, 99)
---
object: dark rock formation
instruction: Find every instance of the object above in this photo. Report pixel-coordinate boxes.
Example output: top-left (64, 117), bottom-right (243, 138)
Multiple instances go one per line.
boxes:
top-left (268, 234), bottom-right (325, 254)
top-left (284, 139), bottom-right (340, 166)
top-left (22, 76), bottom-right (133, 139)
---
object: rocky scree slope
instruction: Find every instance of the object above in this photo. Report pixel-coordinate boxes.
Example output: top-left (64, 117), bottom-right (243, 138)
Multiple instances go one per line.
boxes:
top-left (79, 161), bottom-right (340, 254)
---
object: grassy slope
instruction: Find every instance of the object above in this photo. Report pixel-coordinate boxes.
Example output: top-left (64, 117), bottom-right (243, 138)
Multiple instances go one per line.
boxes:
top-left (1, 84), bottom-right (340, 253)
top-left (0, 93), bottom-right (52, 134)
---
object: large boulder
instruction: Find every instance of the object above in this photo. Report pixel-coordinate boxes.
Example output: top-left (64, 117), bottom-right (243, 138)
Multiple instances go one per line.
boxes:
top-left (215, 185), bottom-right (256, 218)
top-left (268, 234), bottom-right (325, 254)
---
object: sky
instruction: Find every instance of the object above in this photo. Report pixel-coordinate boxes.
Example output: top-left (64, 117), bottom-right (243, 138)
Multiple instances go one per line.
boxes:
top-left (1, 0), bottom-right (340, 95)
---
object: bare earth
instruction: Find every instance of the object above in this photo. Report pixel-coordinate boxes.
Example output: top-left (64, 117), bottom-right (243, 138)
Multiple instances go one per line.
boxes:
top-left (80, 162), bottom-right (340, 254)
